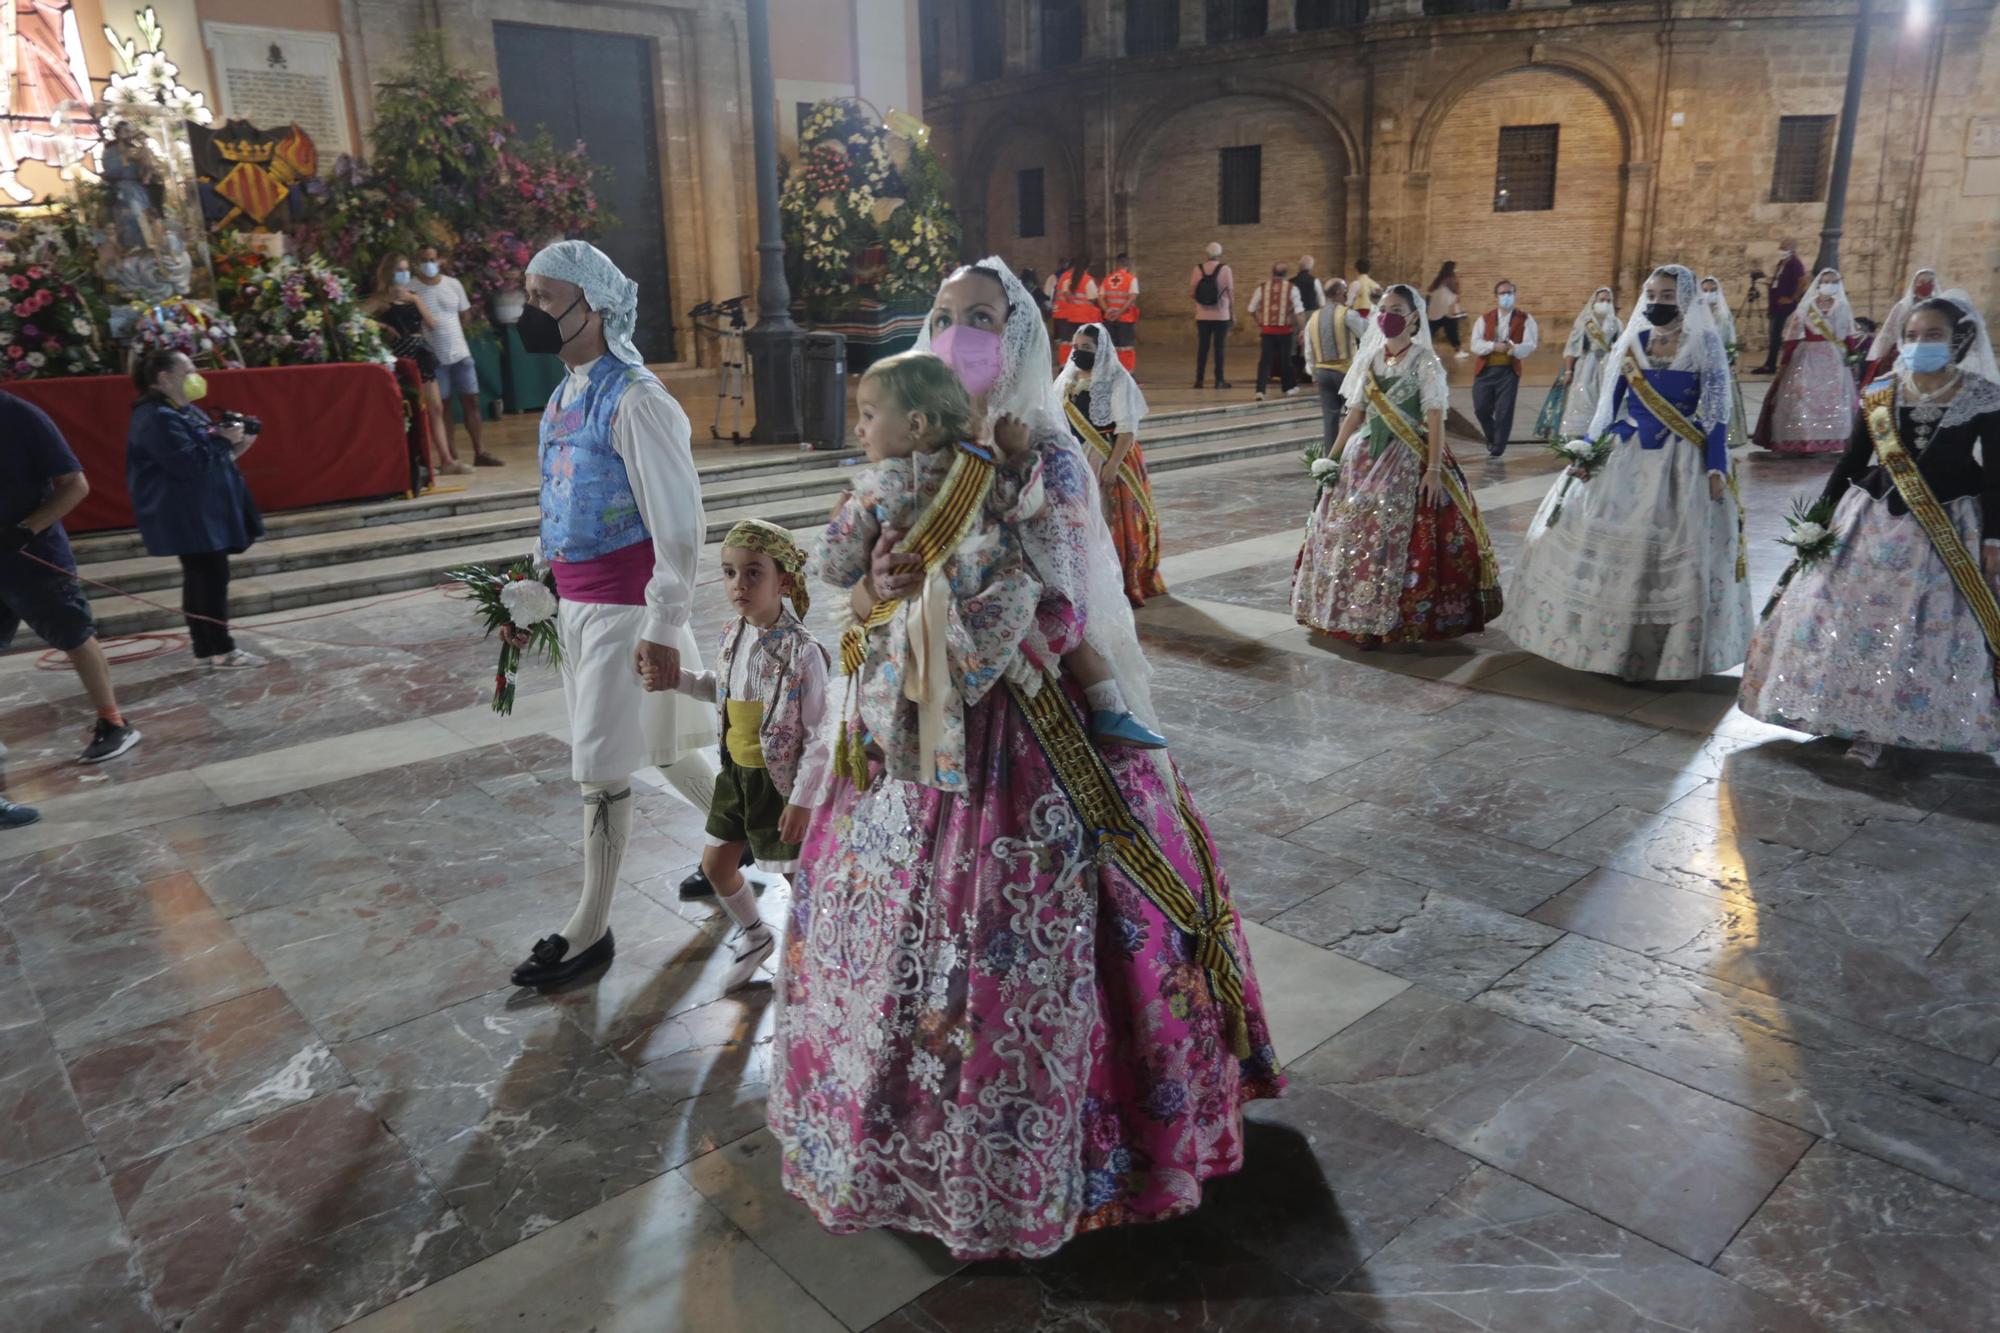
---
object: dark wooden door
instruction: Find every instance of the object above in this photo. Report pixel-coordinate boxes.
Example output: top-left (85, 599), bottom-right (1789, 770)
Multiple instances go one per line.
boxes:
top-left (495, 23), bottom-right (673, 361)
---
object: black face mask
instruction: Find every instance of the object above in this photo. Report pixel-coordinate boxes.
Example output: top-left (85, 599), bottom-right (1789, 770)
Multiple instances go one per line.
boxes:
top-left (519, 293), bottom-right (586, 355)
top-left (1643, 302), bottom-right (1679, 327)
top-left (1071, 350), bottom-right (1097, 372)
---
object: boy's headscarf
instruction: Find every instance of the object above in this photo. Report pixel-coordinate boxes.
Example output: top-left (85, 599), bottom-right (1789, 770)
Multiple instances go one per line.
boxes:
top-left (524, 240), bottom-right (642, 365)
top-left (724, 519), bottom-right (809, 616)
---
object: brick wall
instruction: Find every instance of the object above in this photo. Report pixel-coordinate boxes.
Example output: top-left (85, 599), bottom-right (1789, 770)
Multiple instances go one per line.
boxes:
top-left (983, 136), bottom-right (1082, 278)
top-left (1424, 67), bottom-right (1624, 329)
top-left (1125, 94), bottom-right (1349, 336)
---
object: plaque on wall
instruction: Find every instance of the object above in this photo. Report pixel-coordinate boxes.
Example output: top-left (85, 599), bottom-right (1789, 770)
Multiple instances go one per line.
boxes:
top-left (200, 21), bottom-right (352, 162)
top-left (1967, 114), bottom-right (2000, 160)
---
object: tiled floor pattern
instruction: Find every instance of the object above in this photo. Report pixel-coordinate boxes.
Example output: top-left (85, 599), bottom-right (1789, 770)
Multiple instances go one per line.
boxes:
top-left (3, 424), bottom-right (1997, 1333)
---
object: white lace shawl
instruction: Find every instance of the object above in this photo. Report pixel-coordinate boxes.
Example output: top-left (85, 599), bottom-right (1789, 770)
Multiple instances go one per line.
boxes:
top-left (1564, 288), bottom-right (1620, 358)
top-left (1340, 282), bottom-right (1447, 415)
top-left (1788, 269), bottom-right (1856, 341)
top-left (1585, 265), bottom-right (1732, 442)
top-left (1054, 321), bottom-right (1149, 434)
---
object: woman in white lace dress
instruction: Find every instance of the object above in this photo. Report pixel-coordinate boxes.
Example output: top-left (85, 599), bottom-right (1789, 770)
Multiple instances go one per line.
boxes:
top-left (1508, 265), bottom-right (1752, 680)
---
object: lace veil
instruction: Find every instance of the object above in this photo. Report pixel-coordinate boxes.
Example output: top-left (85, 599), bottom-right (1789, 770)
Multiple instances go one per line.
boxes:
top-left (1054, 321), bottom-right (1150, 434)
top-left (1339, 282), bottom-right (1447, 415)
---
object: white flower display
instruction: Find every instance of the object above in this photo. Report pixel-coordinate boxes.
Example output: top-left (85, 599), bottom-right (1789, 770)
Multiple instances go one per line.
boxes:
top-left (499, 577), bottom-right (559, 627)
top-left (1783, 521), bottom-right (1829, 549)
top-left (26, 352), bottom-right (46, 367)
top-left (72, 318), bottom-right (93, 335)
top-left (1310, 457), bottom-right (1338, 478)
top-left (133, 51), bottom-right (178, 86)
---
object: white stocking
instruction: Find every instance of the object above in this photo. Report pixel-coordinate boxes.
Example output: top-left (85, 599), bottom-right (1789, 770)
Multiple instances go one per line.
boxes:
top-left (560, 780), bottom-right (630, 951)
top-left (659, 751), bottom-right (719, 817)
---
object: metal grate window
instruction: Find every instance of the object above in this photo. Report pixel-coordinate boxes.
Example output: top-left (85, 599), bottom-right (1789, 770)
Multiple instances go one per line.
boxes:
top-left (1017, 168), bottom-right (1046, 239)
top-left (1494, 123), bottom-right (1559, 212)
top-left (1296, 0), bottom-right (1369, 28)
top-left (1126, 0), bottom-right (1180, 53)
top-left (1207, 0), bottom-right (1269, 43)
top-left (1218, 145), bottom-right (1262, 226)
top-left (1770, 115), bottom-right (1834, 203)
top-left (1424, 0), bottom-right (1510, 14)
top-left (971, 3), bottom-right (1005, 81)
top-left (1041, 0), bottom-right (1084, 68)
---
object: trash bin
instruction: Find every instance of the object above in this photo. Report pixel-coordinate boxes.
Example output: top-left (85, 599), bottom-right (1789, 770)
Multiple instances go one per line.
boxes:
top-left (803, 331), bottom-right (848, 451)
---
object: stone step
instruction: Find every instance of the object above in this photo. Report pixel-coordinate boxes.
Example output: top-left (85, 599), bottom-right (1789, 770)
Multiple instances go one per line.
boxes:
top-left (65, 396), bottom-right (1318, 565)
top-left (84, 424), bottom-right (1319, 639)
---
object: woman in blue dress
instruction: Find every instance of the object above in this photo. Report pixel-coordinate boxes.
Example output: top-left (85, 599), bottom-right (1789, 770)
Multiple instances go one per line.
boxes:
top-left (1507, 265), bottom-right (1752, 680)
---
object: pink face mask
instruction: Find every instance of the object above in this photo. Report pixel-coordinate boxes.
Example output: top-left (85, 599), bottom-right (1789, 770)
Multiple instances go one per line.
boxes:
top-left (1377, 311), bottom-right (1409, 339)
top-left (930, 324), bottom-right (1005, 399)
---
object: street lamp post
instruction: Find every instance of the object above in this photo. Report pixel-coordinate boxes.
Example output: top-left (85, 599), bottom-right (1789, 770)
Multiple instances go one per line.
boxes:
top-left (1813, 0), bottom-right (1873, 276)
top-left (744, 0), bottom-right (806, 443)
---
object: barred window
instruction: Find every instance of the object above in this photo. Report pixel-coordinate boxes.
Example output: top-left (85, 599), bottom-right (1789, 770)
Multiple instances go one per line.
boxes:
top-left (1494, 123), bottom-right (1559, 212)
top-left (1770, 115), bottom-right (1834, 203)
top-left (1219, 145), bottom-right (1262, 225)
top-left (1296, 0), bottom-right (1369, 28)
top-left (1126, 0), bottom-right (1180, 53)
top-left (1018, 168), bottom-right (1046, 239)
top-left (1207, 0), bottom-right (1268, 43)
top-left (971, 3), bottom-right (1005, 81)
top-left (1041, 0), bottom-right (1084, 68)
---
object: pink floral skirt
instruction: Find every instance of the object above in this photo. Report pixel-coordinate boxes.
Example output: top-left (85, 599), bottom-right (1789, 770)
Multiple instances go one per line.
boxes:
top-left (768, 676), bottom-right (1284, 1260)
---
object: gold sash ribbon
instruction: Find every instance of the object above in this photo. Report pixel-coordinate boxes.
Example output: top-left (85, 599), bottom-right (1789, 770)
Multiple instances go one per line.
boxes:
top-left (1009, 676), bottom-right (1252, 1059)
top-left (1362, 372), bottom-right (1500, 591)
top-left (1805, 303), bottom-right (1839, 345)
top-left (838, 444), bottom-right (995, 677)
top-left (1585, 315), bottom-right (1613, 355)
top-left (1618, 355), bottom-right (1748, 582)
top-left (1064, 398), bottom-right (1158, 525)
top-left (1863, 384), bottom-right (2000, 690)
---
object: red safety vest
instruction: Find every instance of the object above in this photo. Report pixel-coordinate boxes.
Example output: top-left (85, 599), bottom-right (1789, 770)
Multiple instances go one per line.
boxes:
top-left (1099, 269), bottom-right (1139, 323)
top-left (1053, 269), bottom-right (1100, 324)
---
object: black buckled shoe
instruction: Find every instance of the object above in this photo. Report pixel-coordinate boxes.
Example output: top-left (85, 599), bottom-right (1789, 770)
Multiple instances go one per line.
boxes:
top-left (678, 845), bottom-right (756, 900)
top-left (510, 929), bottom-right (615, 989)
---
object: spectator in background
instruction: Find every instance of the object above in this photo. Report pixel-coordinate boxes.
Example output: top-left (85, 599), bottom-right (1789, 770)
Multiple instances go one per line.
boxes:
top-left (126, 349), bottom-right (265, 670)
top-left (1051, 256), bottom-right (1101, 361)
top-left (1349, 257), bottom-right (1384, 319)
top-left (1248, 259), bottom-right (1305, 400)
top-left (1426, 261), bottom-right (1467, 358)
top-left (363, 253), bottom-right (468, 480)
top-left (0, 392), bottom-right (142, 785)
top-left (411, 243), bottom-right (503, 467)
top-left (1755, 237), bottom-right (1808, 374)
top-left (1468, 278), bottom-right (1540, 457)
top-left (1190, 241), bottom-right (1234, 389)
top-left (1020, 266), bottom-right (1049, 321)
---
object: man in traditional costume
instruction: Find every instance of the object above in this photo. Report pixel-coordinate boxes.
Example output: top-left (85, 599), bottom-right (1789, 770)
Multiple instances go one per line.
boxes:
top-left (1302, 278), bottom-right (1366, 456)
top-left (508, 240), bottom-right (719, 989)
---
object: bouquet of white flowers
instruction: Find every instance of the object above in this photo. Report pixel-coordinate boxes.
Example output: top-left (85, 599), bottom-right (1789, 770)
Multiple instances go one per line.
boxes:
top-left (1301, 442), bottom-right (1341, 496)
top-left (1761, 496), bottom-right (1839, 618)
top-left (448, 559), bottom-right (563, 714)
top-left (1543, 435), bottom-right (1615, 525)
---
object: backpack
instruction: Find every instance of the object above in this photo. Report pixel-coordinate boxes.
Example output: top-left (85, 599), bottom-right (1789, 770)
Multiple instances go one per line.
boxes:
top-left (1193, 261), bottom-right (1221, 307)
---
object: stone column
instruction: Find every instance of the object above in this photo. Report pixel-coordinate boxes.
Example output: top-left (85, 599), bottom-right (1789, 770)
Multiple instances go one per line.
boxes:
top-left (1087, 0), bottom-right (1120, 61)
top-left (742, 0), bottom-right (806, 443)
top-left (1268, 1), bottom-right (1295, 35)
top-left (693, 11), bottom-right (748, 315)
top-left (1180, 0), bottom-right (1207, 47)
top-left (1005, 0), bottom-right (1035, 74)
top-left (938, 0), bottom-right (970, 88)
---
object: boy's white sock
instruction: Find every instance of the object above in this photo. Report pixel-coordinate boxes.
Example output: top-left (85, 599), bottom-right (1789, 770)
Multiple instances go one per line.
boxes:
top-left (717, 881), bottom-right (773, 990)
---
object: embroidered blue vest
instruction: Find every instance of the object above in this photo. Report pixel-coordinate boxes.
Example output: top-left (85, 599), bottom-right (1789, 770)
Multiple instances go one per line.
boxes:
top-left (1608, 338), bottom-right (1729, 473)
top-left (539, 356), bottom-right (654, 561)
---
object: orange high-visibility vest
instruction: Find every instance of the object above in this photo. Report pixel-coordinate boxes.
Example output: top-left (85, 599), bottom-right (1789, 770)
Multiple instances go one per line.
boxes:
top-left (1099, 268), bottom-right (1139, 323)
top-left (1053, 269), bottom-right (1101, 324)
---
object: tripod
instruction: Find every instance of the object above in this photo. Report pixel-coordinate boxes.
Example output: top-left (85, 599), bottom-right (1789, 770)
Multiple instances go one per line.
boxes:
top-left (689, 296), bottom-right (750, 444)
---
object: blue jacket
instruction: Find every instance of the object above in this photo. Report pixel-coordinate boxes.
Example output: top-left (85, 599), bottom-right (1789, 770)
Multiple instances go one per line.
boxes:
top-left (125, 396), bottom-right (265, 557)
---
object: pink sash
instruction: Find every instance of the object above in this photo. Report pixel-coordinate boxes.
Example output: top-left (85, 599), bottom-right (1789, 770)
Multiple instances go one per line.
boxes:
top-left (550, 539), bottom-right (652, 606)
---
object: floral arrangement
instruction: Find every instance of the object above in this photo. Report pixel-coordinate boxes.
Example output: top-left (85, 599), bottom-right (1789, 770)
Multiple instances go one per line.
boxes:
top-left (780, 98), bottom-right (960, 317)
top-left (1761, 496), bottom-right (1838, 617)
top-left (293, 156), bottom-right (433, 273)
top-left (447, 559), bottom-right (563, 715)
top-left (1543, 434), bottom-right (1616, 524)
top-left (213, 239), bottom-right (388, 367)
top-left (117, 298), bottom-right (240, 368)
top-left (100, 7), bottom-right (215, 129)
top-left (1301, 441), bottom-right (1341, 496)
top-left (0, 216), bottom-right (112, 380)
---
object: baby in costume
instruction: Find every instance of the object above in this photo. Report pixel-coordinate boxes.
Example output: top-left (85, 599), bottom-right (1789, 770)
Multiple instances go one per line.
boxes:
top-left (665, 519), bottom-right (829, 991)
top-left (812, 351), bottom-right (1050, 792)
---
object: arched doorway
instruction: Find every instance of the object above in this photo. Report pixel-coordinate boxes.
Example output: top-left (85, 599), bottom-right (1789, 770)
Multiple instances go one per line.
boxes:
top-left (1423, 67), bottom-right (1626, 329)
top-left (1125, 93), bottom-right (1349, 371)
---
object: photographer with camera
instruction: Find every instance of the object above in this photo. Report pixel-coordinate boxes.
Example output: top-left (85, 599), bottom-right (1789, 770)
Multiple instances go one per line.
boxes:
top-left (126, 350), bottom-right (265, 669)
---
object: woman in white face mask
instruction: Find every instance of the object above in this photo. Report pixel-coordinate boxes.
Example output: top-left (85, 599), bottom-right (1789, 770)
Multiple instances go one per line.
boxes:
top-left (1743, 291), bottom-right (2000, 767)
top-left (1535, 286), bottom-right (1619, 442)
top-left (1753, 267), bottom-right (1859, 455)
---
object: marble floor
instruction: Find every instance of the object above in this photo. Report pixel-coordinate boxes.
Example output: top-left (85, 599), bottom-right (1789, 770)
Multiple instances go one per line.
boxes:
top-left (3, 424), bottom-right (1997, 1333)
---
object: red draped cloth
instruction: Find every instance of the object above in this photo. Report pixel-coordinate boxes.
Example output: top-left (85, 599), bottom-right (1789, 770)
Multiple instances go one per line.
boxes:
top-left (1, 364), bottom-right (409, 533)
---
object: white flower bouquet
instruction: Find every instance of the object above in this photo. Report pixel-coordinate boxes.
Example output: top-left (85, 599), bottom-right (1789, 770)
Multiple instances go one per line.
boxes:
top-left (1301, 442), bottom-right (1341, 496)
top-left (1544, 435), bottom-right (1615, 524)
top-left (1761, 497), bottom-right (1838, 618)
top-left (447, 558), bottom-right (563, 714)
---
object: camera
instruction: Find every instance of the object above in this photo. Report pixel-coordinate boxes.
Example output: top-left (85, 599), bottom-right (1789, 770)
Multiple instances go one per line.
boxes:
top-left (217, 409), bottom-right (263, 437)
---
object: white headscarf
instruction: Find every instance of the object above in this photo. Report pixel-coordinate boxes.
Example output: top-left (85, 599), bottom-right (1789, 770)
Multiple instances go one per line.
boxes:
top-left (1054, 322), bottom-right (1149, 435)
top-left (1868, 265), bottom-right (1940, 363)
top-left (1913, 288), bottom-right (2000, 384)
top-left (1339, 282), bottom-right (1448, 416)
top-left (1585, 264), bottom-right (1732, 442)
top-left (1795, 268), bottom-right (1856, 341)
top-left (524, 240), bottom-right (643, 366)
top-left (915, 257), bottom-right (1164, 759)
top-left (1570, 286), bottom-right (1620, 350)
